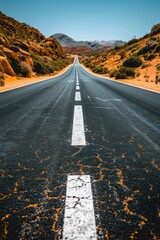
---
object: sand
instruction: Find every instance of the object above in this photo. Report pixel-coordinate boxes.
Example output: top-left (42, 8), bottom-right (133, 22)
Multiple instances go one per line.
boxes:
top-left (118, 78), bottom-right (160, 93)
top-left (118, 58), bottom-right (160, 93)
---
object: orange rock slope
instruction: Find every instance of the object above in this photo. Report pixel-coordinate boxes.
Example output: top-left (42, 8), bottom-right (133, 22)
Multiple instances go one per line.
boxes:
top-left (0, 11), bottom-right (67, 79)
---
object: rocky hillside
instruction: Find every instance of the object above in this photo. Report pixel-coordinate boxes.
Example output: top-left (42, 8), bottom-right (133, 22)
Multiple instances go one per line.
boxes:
top-left (81, 24), bottom-right (160, 80)
top-left (0, 11), bottom-right (70, 82)
top-left (51, 33), bottom-right (125, 49)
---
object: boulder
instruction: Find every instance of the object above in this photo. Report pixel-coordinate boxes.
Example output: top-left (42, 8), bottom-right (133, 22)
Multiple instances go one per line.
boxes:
top-left (11, 39), bottom-right (30, 52)
top-left (19, 61), bottom-right (32, 77)
top-left (0, 56), bottom-right (15, 76)
top-left (3, 47), bottom-right (20, 73)
top-left (0, 33), bottom-right (9, 46)
top-left (0, 45), bottom-right (5, 56)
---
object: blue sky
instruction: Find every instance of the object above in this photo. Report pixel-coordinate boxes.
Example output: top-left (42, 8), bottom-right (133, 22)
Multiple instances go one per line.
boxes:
top-left (0, 0), bottom-right (160, 41)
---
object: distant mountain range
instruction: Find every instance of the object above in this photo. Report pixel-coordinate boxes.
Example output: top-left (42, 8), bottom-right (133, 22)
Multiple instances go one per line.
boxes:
top-left (50, 33), bottom-right (125, 49)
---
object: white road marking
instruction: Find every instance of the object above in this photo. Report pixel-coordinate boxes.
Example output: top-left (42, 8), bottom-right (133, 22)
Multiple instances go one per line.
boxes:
top-left (75, 91), bottom-right (81, 101)
top-left (63, 175), bottom-right (97, 240)
top-left (76, 69), bottom-right (79, 82)
top-left (76, 86), bottom-right (80, 90)
top-left (96, 97), bottom-right (122, 102)
top-left (76, 75), bottom-right (78, 82)
top-left (94, 106), bottom-right (114, 109)
top-left (71, 105), bottom-right (86, 146)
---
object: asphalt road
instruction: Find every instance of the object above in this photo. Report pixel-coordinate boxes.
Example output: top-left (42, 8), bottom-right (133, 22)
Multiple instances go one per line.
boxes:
top-left (0, 57), bottom-right (160, 239)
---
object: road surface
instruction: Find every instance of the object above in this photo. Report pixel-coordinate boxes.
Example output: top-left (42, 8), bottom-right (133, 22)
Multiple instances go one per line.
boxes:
top-left (0, 57), bottom-right (160, 239)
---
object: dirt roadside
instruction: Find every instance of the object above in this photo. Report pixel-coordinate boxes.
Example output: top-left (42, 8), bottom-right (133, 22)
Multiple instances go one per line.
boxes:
top-left (0, 65), bottom-right (72, 93)
top-left (82, 64), bottom-right (160, 93)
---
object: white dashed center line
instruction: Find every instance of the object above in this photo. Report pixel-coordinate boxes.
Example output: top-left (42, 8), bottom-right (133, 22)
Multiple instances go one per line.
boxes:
top-left (71, 105), bottom-right (86, 146)
top-left (76, 73), bottom-right (78, 82)
top-left (75, 91), bottom-right (81, 101)
top-left (64, 66), bottom-right (97, 238)
top-left (63, 175), bottom-right (97, 240)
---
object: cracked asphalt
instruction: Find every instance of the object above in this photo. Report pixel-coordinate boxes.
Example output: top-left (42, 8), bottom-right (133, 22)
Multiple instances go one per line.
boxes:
top-left (0, 59), bottom-right (160, 239)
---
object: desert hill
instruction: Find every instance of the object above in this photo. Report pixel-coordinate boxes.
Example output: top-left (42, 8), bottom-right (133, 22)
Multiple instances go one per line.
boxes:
top-left (81, 24), bottom-right (160, 83)
top-left (0, 11), bottom-right (70, 83)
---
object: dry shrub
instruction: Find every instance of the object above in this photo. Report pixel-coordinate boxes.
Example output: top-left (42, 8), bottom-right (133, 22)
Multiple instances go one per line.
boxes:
top-left (19, 61), bottom-right (32, 77)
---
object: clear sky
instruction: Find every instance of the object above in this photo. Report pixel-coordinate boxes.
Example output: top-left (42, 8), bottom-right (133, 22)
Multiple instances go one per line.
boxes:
top-left (0, 0), bottom-right (160, 41)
